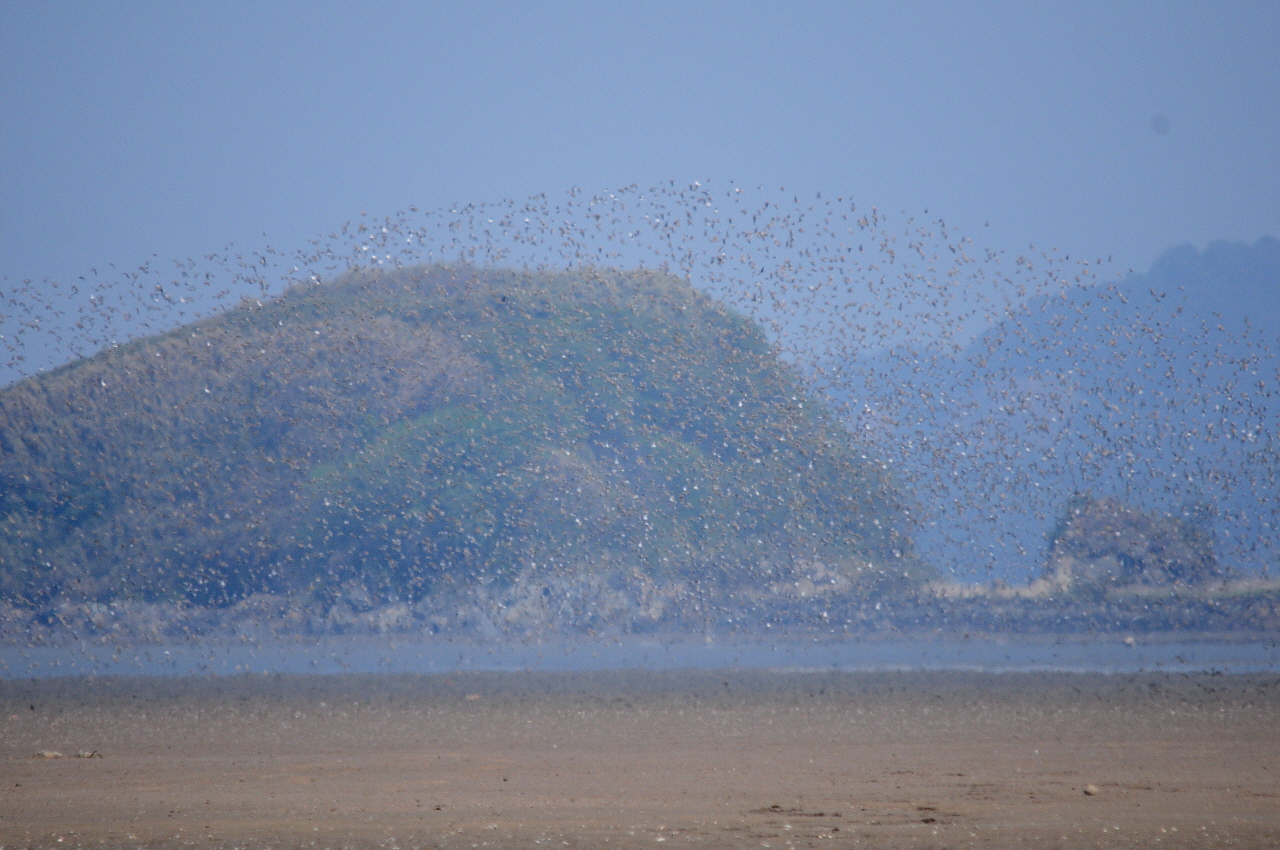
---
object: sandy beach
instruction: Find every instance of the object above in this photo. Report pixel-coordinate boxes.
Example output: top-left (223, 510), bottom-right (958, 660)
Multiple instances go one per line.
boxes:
top-left (3, 670), bottom-right (1277, 849)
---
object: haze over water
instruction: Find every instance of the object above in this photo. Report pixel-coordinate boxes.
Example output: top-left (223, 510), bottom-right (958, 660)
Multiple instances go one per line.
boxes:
top-left (6, 632), bottom-right (1280, 680)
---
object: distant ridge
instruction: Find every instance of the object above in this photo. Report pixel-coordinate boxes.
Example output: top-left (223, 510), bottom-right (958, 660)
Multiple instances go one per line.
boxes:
top-left (1129, 236), bottom-right (1280, 327)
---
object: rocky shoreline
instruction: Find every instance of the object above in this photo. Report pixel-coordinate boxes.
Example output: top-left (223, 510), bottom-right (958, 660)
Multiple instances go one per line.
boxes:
top-left (4, 574), bottom-right (1277, 648)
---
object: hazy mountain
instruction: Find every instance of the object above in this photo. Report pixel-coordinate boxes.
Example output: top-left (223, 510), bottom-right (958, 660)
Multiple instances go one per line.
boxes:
top-left (0, 265), bottom-right (924, 613)
top-left (972, 237), bottom-right (1279, 373)
top-left (812, 237), bottom-right (1279, 584)
top-left (1131, 236), bottom-right (1280, 329)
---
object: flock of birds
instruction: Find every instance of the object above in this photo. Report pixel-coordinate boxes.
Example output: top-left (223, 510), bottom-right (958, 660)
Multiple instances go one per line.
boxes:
top-left (2, 179), bottom-right (1276, 585)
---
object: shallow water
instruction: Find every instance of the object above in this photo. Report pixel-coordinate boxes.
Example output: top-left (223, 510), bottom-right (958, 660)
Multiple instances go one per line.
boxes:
top-left (3, 632), bottom-right (1277, 678)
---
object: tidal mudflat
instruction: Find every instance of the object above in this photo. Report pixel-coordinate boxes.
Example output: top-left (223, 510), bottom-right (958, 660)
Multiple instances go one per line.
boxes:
top-left (2, 670), bottom-right (1278, 849)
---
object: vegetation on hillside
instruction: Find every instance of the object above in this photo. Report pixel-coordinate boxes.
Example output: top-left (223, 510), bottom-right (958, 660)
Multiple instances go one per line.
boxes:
top-left (0, 265), bottom-right (923, 612)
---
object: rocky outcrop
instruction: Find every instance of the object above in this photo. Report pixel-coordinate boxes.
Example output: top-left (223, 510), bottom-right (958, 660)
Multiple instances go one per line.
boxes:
top-left (1045, 496), bottom-right (1223, 594)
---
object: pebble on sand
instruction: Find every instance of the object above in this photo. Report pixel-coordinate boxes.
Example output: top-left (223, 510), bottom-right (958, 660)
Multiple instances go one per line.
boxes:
top-left (1083, 784), bottom-right (1101, 796)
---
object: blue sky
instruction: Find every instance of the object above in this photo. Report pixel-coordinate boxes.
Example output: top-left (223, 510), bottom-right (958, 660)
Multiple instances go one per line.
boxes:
top-left (2, 1), bottom-right (1278, 344)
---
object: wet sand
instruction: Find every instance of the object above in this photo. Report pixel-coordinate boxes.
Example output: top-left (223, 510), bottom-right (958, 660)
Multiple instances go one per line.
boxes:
top-left (3, 670), bottom-right (1277, 849)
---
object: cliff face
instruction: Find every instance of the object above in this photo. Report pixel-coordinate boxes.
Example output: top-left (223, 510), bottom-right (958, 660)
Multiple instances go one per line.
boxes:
top-left (1, 265), bottom-right (924, 612)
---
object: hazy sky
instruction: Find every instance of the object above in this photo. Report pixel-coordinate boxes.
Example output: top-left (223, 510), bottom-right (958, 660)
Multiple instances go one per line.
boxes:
top-left (3, 0), bottom-right (1278, 297)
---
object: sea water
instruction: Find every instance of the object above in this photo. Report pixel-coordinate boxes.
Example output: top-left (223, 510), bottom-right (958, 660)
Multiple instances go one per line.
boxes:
top-left (2, 632), bottom-right (1277, 678)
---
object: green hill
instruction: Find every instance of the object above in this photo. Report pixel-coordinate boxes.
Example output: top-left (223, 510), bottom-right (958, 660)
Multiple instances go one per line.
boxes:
top-left (0, 265), bottom-right (922, 616)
